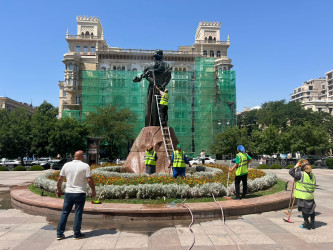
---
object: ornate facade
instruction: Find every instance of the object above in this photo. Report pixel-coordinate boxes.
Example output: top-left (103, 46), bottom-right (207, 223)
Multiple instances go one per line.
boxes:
top-left (58, 17), bottom-right (233, 117)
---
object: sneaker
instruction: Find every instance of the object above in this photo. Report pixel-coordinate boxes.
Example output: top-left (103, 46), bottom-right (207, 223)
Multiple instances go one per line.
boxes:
top-left (73, 233), bottom-right (85, 239)
top-left (300, 222), bottom-right (311, 230)
top-left (57, 234), bottom-right (65, 240)
top-left (310, 221), bottom-right (315, 229)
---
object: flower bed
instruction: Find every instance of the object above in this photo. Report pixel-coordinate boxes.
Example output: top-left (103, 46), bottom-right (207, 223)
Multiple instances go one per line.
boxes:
top-left (34, 165), bottom-right (277, 199)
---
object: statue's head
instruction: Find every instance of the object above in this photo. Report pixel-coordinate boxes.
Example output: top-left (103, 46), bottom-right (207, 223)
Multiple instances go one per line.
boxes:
top-left (154, 49), bottom-right (163, 61)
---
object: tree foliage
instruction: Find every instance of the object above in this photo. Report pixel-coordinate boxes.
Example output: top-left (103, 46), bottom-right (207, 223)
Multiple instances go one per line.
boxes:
top-left (84, 104), bottom-right (137, 159)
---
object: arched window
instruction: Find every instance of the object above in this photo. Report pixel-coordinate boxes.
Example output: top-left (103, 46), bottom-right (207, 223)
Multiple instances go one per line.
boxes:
top-left (217, 51), bottom-right (221, 57)
top-left (121, 66), bottom-right (125, 71)
top-left (213, 37), bottom-right (216, 42)
top-left (205, 37), bottom-right (207, 42)
top-left (91, 33), bottom-right (94, 38)
top-left (81, 32), bottom-right (84, 37)
top-left (113, 66), bottom-right (117, 71)
top-left (203, 50), bottom-right (207, 56)
top-left (75, 46), bottom-right (81, 52)
top-left (208, 36), bottom-right (213, 43)
top-left (68, 63), bottom-right (73, 70)
top-left (210, 50), bottom-right (214, 57)
top-left (85, 31), bottom-right (90, 37)
top-left (117, 66), bottom-right (121, 71)
top-left (183, 67), bottom-right (186, 72)
top-left (83, 46), bottom-right (88, 53)
top-left (91, 46), bottom-right (96, 53)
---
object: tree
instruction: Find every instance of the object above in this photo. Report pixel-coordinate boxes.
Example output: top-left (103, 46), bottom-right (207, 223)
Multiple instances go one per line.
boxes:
top-left (49, 117), bottom-right (89, 157)
top-left (84, 104), bottom-right (137, 159)
top-left (211, 127), bottom-right (252, 155)
top-left (31, 101), bottom-right (58, 157)
top-left (286, 123), bottom-right (330, 154)
top-left (252, 126), bottom-right (280, 155)
top-left (0, 109), bottom-right (32, 164)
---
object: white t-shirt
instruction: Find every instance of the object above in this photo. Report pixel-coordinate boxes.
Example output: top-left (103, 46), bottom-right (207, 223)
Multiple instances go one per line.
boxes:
top-left (60, 160), bottom-right (91, 193)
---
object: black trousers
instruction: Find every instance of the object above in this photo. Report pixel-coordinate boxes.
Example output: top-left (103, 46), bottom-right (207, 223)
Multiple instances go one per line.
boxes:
top-left (160, 104), bottom-right (168, 125)
top-left (235, 174), bottom-right (248, 198)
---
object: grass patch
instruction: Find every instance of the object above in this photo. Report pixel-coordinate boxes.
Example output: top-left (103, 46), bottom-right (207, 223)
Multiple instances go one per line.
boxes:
top-left (29, 179), bottom-right (285, 204)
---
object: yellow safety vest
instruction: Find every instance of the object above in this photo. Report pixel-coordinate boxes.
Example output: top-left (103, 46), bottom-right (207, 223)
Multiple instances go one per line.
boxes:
top-left (294, 172), bottom-right (316, 200)
top-left (145, 150), bottom-right (156, 165)
top-left (173, 150), bottom-right (186, 168)
top-left (160, 92), bottom-right (168, 106)
top-left (236, 153), bottom-right (248, 176)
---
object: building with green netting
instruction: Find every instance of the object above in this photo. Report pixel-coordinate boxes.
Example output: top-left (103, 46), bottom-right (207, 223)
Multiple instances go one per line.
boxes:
top-left (59, 17), bottom-right (236, 157)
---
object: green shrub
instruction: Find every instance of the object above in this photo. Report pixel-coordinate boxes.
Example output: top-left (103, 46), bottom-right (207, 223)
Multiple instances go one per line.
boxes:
top-left (286, 165), bottom-right (294, 169)
top-left (28, 165), bottom-right (44, 171)
top-left (326, 158), bottom-right (333, 169)
top-left (270, 163), bottom-right (282, 169)
top-left (13, 166), bottom-right (26, 171)
top-left (257, 164), bottom-right (269, 169)
top-left (0, 166), bottom-right (9, 171)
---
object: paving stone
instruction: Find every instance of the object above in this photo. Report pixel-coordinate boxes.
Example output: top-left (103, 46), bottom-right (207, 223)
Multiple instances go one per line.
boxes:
top-left (149, 232), bottom-right (181, 247)
top-left (115, 236), bottom-right (148, 248)
top-left (81, 237), bottom-right (118, 249)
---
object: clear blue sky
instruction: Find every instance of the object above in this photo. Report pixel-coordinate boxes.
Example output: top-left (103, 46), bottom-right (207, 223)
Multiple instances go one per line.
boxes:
top-left (1, 0), bottom-right (332, 112)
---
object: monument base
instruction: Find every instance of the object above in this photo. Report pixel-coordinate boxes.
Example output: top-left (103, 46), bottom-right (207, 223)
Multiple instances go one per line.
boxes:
top-left (122, 126), bottom-right (179, 174)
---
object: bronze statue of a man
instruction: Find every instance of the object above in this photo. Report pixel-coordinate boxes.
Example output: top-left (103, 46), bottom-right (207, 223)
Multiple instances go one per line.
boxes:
top-left (133, 49), bottom-right (172, 127)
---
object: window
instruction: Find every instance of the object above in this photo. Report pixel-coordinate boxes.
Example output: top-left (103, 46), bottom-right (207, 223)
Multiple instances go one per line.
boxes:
top-left (210, 51), bottom-right (214, 57)
top-left (85, 31), bottom-right (90, 36)
top-left (132, 68), bottom-right (137, 71)
top-left (76, 96), bottom-right (81, 105)
top-left (217, 51), bottom-right (221, 57)
top-left (121, 66), bottom-right (125, 71)
top-left (74, 80), bottom-right (77, 86)
top-left (68, 79), bottom-right (73, 86)
top-left (75, 46), bottom-right (81, 52)
top-left (318, 108), bottom-right (322, 112)
top-left (91, 46), bottom-right (96, 53)
top-left (68, 63), bottom-right (73, 70)
top-left (309, 86), bottom-right (313, 90)
top-left (208, 36), bottom-right (213, 43)
top-left (329, 108), bottom-right (332, 114)
top-left (203, 50), bottom-right (207, 56)
top-left (74, 64), bottom-right (78, 71)
top-left (83, 46), bottom-right (88, 52)
top-left (63, 91), bottom-right (66, 97)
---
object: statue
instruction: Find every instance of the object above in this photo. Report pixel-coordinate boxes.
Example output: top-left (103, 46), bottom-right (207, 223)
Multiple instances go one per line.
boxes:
top-left (133, 49), bottom-right (172, 127)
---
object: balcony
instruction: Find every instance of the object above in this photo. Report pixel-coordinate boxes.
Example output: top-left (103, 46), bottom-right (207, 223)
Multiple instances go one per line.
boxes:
top-left (194, 40), bottom-right (230, 45)
top-left (66, 35), bottom-right (103, 40)
top-left (98, 47), bottom-right (199, 55)
top-left (64, 85), bottom-right (78, 93)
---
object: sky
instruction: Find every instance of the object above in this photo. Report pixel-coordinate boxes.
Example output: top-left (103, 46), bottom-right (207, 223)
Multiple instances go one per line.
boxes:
top-left (0, 0), bottom-right (332, 112)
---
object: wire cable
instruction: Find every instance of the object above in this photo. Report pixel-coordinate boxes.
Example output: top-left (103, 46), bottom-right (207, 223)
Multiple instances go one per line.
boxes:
top-left (181, 198), bottom-right (195, 250)
top-left (212, 194), bottom-right (241, 250)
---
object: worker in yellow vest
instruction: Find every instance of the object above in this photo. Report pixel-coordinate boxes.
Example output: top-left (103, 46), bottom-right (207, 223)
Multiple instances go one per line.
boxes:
top-left (229, 145), bottom-right (252, 200)
top-left (289, 159), bottom-right (316, 230)
top-left (154, 83), bottom-right (169, 126)
top-left (144, 145), bottom-right (158, 174)
top-left (168, 144), bottom-right (191, 178)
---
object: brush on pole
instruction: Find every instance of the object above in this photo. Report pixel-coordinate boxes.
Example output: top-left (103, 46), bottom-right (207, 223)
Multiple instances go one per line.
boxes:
top-left (283, 192), bottom-right (296, 223)
top-left (284, 179), bottom-right (295, 216)
top-left (92, 180), bottom-right (110, 204)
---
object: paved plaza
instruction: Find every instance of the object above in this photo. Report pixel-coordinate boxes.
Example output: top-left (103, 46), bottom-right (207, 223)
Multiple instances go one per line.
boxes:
top-left (0, 169), bottom-right (333, 249)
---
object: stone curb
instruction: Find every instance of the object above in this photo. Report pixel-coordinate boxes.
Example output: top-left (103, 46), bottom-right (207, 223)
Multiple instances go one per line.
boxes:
top-left (11, 183), bottom-right (291, 220)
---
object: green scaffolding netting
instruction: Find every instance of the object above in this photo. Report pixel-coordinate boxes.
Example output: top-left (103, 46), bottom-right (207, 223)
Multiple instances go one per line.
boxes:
top-left (63, 57), bottom-right (236, 157)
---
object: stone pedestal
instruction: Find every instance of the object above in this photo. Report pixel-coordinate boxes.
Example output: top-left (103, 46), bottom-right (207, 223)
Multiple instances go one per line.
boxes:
top-left (122, 126), bottom-right (179, 173)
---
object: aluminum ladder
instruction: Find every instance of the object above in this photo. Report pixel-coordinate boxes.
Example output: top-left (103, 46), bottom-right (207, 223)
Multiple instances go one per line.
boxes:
top-left (155, 95), bottom-right (174, 165)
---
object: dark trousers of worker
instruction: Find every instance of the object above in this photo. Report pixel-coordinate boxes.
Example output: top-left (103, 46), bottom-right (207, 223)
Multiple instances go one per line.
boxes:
top-left (160, 104), bottom-right (168, 125)
top-left (57, 193), bottom-right (86, 237)
top-left (235, 174), bottom-right (248, 198)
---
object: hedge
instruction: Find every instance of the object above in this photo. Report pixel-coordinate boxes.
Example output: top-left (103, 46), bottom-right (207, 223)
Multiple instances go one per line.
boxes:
top-left (0, 166), bottom-right (9, 171)
top-left (257, 164), bottom-right (269, 169)
top-left (28, 165), bottom-right (44, 171)
top-left (326, 158), bottom-right (333, 169)
top-left (13, 166), bottom-right (26, 171)
top-left (286, 165), bottom-right (294, 169)
top-left (270, 163), bottom-right (282, 169)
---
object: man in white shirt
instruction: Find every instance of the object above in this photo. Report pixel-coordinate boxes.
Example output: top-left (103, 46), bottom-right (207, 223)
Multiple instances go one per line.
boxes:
top-left (56, 150), bottom-right (96, 240)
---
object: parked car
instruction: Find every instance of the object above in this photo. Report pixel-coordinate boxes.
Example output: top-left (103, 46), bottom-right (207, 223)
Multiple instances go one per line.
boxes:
top-left (314, 156), bottom-right (333, 168)
top-left (31, 157), bottom-right (51, 169)
top-left (51, 157), bottom-right (73, 170)
top-left (303, 155), bottom-right (322, 165)
top-left (0, 159), bottom-right (21, 169)
top-left (189, 156), bottom-right (216, 165)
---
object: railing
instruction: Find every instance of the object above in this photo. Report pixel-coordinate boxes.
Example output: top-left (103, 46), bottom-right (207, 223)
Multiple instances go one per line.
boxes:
top-left (98, 47), bottom-right (199, 55)
top-left (66, 35), bottom-right (103, 39)
top-left (194, 40), bottom-right (230, 45)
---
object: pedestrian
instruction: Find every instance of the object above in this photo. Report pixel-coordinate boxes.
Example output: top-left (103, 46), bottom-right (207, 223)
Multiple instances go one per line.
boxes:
top-left (289, 159), bottom-right (316, 230)
top-left (153, 83), bottom-right (169, 126)
top-left (229, 145), bottom-right (252, 200)
top-left (56, 150), bottom-right (96, 240)
top-left (145, 145), bottom-right (158, 174)
top-left (168, 144), bottom-right (192, 177)
top-left (200, 150), bottom-right (205, 164)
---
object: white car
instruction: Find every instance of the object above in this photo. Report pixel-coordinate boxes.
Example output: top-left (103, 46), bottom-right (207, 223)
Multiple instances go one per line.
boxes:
top-left (0, 159), bottom-right (21, 169)
top-left (31, 157), bottom-right (51, 169)
top-left (189, 156), bottom-right (216, 165)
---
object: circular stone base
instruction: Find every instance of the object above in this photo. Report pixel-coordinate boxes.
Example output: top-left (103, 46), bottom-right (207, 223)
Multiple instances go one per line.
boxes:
top-left (11, 185), bottom-right (291, 220)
